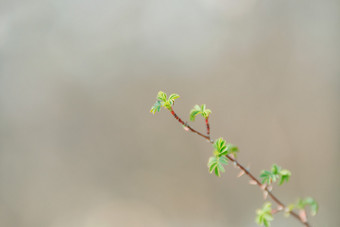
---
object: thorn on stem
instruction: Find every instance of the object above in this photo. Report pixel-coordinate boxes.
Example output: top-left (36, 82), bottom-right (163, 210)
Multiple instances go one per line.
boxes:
top-left (267, 185), bottom-right (273, 192)
top-left (299, 210), bottom-right (307, 223)
top-left (183, 126), bottom-right (189, 131)
top-left (237, 170), bottom-right (245, 178)
top-left (263, 191), bottom-right (268, 199)
top-left (249, 180), bottom-right (257, 185)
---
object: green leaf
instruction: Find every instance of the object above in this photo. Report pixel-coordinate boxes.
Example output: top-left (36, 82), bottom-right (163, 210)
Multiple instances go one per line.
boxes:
top-left (209, 163), bottom-right (217, 173)
top-left (217, 162), bottom-right (225, 173)
top-left (296, 198), bottom-right (305, 209)
top-left (189, 104), bottom-right (211, 120)
top-left (271, 164), bottom-right (281, 175)
top-left (205, 108), bottom-right (212, 116)
top-left (214, 166), bottom-right (220, 177)
top-left (189, 105), bottom-right (201, 121)
top-left (260, 164), bottom-right (291, 186)
top-left (150, 100), bottom-right (162, 114)
top-left (167, 93), bottom-right (180, 106)
top-left (163, 101), bottom-right (172, 109)
top-left (168, 93), bottom-right (180, 101)
top-left (260, 170), bottom-right (275, 184)
top-left (256, 202), bottom-right (273, 227)
top-left (208, 156), bottom-right (218, 167)
top-left (213, 138), bottom-right (228, 156)
top-left (201, 104), bottom-right (206, 112)
top-left (278, 169), bottom-right (291, 185)
top-left (219, 156), bottom-right (228, 165)
top-left (207, 156), bottom-right (228, 177)
top-left (225, 144), bottom-right (239, 157)
top-left (157, 91), bottom-right (167, 102)
top-left (201, 104), bottom-right (211, 119)
top-left (190, 110), bottom-right (201, 121)
top-left (296, 197), bottom-right (318, 216)
top-left (305, 197), bottom-right (318, 216)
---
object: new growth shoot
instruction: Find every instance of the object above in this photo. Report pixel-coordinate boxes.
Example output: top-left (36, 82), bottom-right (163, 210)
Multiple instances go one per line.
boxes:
top-left (150, 91), bottom-right (318, 227)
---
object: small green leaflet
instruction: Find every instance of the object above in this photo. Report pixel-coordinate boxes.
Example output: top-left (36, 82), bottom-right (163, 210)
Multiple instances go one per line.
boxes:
top-left (260, 164), bottom-right (291, 185)
top-left (151, 91), bottom-right (180, 113)
top-left (260, 170), bottom-right (276, 184)
top-left (167, 93), bottom-right (180, 106)
top-left (190, 105), bottom-right (201, 121)
top-left (271, 164), bottom-right (281, 175)
top-left (189, 104), bottom-right (211, 121)
top-left (168, 93), bottom-right (180, 101)
top-left (279, 169), bottom-right (291, 185)
top-left (157, 91), bottom-right (167, 102)
top-left (226, 143), bottom-right (239, 158)
top-left (150, 100), bottom-right (162, 114)
top-left (212, 138), bottom-right (239, 157)
top-left (213, 138), bottom-right (228, 156)
top-left (208, 156), bottom-right (228, 177)
top-left (296, 197), bottom-right (319, 216)
top-left (256, 202), bottom-right (273, 227)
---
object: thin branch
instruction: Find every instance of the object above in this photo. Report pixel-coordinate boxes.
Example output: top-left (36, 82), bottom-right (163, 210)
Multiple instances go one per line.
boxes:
top-left (168, 107), bottom-right (310, 227)
top-left (170, 108), bottom-right (213, 143)
top-left (205, 117), bottom-right (210, 138)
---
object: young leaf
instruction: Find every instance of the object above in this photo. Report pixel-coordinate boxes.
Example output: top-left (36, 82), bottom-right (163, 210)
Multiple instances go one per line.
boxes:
top-left (190, 105), bottom-right (201, 121)
top-left (256, 202), bottom-right (274, 227)
top-left (208, 156), bottom-right (218, 168)
top-left (271, 164), bottom-right (281, 175)
top-left (204, 108), bottom-right (212, 117)
top-left (260, 170), bottom-right (275, 184)
top-left (207, 156), bottom-right (220, 176)
top-left (296, 197), bottom-right (318, 216)
top-left (189, 104), bottom-right (211, 121)
top-left (167, 93), bottom-right (180, 106)
top-left (219, 156), bottom-right (228, 165)
top-left (279, 169), bottom-right (291, 185)
top-left (217, 162), bottom-right (225, 173)
top-left (200, 104), bottom-right (206, 112)
top-left (260, 164), bottom-right (291, 186)
top-left (304, 197), bottom-right (319, 216)
top-left (157, 91), bottom-right (167, 102)
top-left (213, 138), bottom-right (228, 156)
top-left (168, 93), bottom-right (180, 101)
top-left (214, 166), bottom-right (220, 177)
top-left (225, 144), bottom-right (239, 158)
top-left (163, 100), bottom-right (172, 110)
top-left (201, 104), bottom-right (212, 119)
top-left (207, 156), bottom-right (228, 177)
top-left (150, 100), bottom-right (162, 114)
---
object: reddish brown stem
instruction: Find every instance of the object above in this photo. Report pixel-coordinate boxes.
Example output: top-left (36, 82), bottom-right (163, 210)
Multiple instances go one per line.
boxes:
top-left (168, 107), bottom-right (310, 227)
top-left (205, 117), bottom-right (210, 138)
top-left (170, 108), bottom-right (213, 143)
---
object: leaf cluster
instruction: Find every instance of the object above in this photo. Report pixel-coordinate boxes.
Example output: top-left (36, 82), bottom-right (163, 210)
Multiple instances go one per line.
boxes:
top-left (295, 197), bottom-right (318, 216)
top-left (190, 104), bottom-right (211, 121)
top-left (284, 197), bottom-right (318, 220)
top-left (150, 91), bottom-right (318, 227)
top-left (260, 164), bottom-right (291, 185)
top-left (207, 156), bottom-right (228, 177)
top-left (207, 138), bottom-right (239, 177)
top-left (256, 202), bottom-right (273, 227)
top-left (150, 91), bottom-right (180, 114)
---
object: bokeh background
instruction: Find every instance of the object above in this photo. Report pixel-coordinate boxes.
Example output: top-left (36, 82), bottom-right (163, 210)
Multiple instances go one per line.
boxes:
top-left (0, 0), bottom-right (339, 226)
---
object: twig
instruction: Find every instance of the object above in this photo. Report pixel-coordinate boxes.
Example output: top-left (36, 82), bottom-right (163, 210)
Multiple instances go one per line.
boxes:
top-left (168, 107), bottom-right (310, 227)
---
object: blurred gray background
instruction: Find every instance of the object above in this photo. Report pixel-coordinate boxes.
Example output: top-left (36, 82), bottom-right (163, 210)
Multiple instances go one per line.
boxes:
top-left (0, 0), bottom-right (339, 226)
